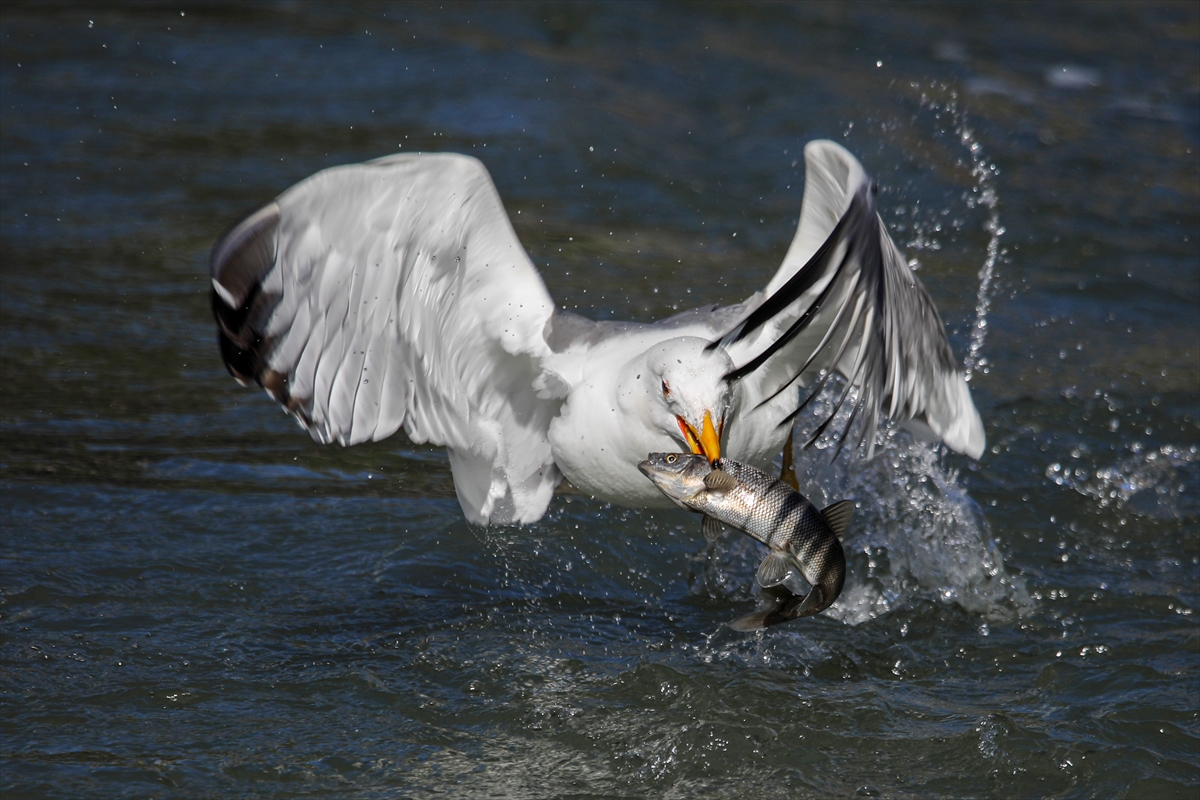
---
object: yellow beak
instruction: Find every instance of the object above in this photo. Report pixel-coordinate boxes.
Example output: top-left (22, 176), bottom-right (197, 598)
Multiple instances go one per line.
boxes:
top-left (676, 410), bottom-right (722, 464)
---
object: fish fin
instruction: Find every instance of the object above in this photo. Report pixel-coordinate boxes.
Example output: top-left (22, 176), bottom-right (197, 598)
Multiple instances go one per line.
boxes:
top-left (795, 586), bottom-right (826, 618)
top-left (756, 552), bottom-right (794, 588)
top-left (703, 468), bottom-right (738, 493)
top-left (820, 500), bottom-right (855, 538)
top-left (780, 426), bottom-right (800, 490)
top-left (701, 514), bottom-right (725, 542)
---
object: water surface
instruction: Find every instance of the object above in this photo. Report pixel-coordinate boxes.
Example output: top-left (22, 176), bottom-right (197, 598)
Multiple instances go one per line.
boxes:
top-left (2, 3), bottom-right (1198, 798)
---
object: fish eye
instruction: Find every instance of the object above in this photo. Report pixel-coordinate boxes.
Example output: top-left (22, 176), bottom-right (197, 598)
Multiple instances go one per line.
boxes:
top-left (661, 380), bottom-right (670, 397)
top-left (665, 454), bottom-right (677, 463)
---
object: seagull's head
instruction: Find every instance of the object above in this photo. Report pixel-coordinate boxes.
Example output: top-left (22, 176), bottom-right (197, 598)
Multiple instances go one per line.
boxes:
top-left (625, 337), bottom-right (735, 465)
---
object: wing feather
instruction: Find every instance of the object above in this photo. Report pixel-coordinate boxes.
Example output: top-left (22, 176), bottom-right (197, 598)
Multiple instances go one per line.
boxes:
top-left (717, 140), bottom-right (985, 459)
top-left (211, 153), bottom-right (562, 523)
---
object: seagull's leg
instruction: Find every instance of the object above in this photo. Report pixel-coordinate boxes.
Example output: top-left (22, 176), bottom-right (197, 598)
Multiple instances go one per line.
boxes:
top-left (780, 424), bottom-right (800, 491)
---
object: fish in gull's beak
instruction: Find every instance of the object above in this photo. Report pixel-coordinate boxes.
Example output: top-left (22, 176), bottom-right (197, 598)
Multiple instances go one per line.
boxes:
top-left (676, 409), bottom-right (722, 464)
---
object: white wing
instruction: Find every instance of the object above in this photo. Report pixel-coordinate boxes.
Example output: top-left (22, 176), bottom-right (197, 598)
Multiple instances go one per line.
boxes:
top-left (719, 140), bottom-right (985, 459)
top-left (210, 153), bottom-right (562, 524)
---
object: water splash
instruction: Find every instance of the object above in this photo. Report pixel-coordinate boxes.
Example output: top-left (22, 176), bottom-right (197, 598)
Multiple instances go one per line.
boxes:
top-left (921, 88), bottom-right (1006, 380)
top-left (1046, 443), bottom-right (1199, 520)
top-left (791, 387), bottom-right (1031, 624)
top-left (690, 381), bottom-right (1031, 625)
top-left (960, 127), bottom-right (1004, 381)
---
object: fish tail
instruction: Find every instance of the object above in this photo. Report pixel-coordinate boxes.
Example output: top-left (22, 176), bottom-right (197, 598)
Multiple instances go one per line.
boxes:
top-left (727, 610), bottom-right (775, 631)
top-left (730, 593), bottom-right (806, 630)
top-left (756, 552), bottom-right (794, 588)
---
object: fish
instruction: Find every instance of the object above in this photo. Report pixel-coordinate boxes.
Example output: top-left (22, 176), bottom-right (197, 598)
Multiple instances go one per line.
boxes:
top-left (637, 452), bottom-right (854, 630)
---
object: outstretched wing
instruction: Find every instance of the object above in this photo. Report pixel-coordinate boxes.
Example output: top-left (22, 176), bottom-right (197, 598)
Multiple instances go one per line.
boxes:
top-left (211, 153), bottom-right (562, 524)
top-left (717, 140), bottom-right (985, 459)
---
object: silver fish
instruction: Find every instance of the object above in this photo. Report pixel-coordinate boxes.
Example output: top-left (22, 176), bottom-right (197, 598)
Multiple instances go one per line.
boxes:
top-left (638, 452), bottom-right (854, 630)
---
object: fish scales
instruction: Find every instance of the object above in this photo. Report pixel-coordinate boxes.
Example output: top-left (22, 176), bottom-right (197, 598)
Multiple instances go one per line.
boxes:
top-left (637, 452), bottom-right (854, 629)
top-left (712, 459), bottom-right (834, 573)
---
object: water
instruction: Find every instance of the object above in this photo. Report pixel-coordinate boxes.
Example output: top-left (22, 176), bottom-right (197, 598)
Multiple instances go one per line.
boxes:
top-left (2, 3), bottom-right (1197, 798)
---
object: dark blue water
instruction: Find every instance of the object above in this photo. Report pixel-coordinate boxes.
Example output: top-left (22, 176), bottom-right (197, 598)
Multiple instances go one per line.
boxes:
top-left (2, 3), bottom-right (1197, 798)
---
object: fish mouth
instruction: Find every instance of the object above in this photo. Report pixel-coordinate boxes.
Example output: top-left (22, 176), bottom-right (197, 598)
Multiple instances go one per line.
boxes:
top-left (676, 410), bottom-right (721, 464)
top-left (637, 458), bottom-right (674, 486)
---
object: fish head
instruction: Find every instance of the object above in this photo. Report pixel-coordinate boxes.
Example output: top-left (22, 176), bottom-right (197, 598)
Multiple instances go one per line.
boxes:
top-left (637, 452), bottom-right (712, 509)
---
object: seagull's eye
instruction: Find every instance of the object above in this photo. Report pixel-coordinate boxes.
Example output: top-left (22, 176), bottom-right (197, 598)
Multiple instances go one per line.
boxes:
top-left (665, 454), bottom-right (677, 464)
top-left (661, 380), bottom-right (670, 397)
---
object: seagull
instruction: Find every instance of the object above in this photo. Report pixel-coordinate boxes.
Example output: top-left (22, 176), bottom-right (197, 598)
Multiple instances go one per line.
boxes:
top-left (210, 140), bottom-right (984, 525)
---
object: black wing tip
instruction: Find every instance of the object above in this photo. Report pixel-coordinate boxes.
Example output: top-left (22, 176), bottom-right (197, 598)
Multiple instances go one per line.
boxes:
top-left (210, 202), bottom-right (280, 301)
top-left (210, 202), bottom-right (283, 393)
top-left (721, 363), bottom-right (751, 383)
top-left (715, 182), bottom-right (877, 388)
top-left (214, 304), bottom-right (257, 383)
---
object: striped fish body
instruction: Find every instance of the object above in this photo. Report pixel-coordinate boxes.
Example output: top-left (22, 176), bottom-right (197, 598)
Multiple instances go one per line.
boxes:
top-left (638, 453), bottom-right (853, 628)
top-left (700, 458), bottom-right (849, 620)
